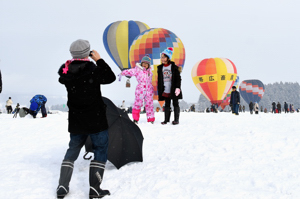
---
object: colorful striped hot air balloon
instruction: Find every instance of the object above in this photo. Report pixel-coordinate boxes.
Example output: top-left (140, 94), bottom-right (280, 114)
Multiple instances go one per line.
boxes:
top-left (239, 80), bottom-right (265, 104)
top-left (220, 75), bottom-right (239, 110)
top-left (129, 28), bottom-right (185, 106)
top-left (103, 20), bottom-right (150, 71)
top-left (191, 58), bottom-right (238, 105)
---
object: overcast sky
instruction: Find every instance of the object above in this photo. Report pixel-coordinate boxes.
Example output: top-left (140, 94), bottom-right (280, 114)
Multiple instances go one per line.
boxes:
top-left (1, 0), bottom-right (299, 106)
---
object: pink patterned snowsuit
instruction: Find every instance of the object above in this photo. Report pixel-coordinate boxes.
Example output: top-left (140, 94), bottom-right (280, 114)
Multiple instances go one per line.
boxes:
top-left (121, 64), bottom-right (155, 122)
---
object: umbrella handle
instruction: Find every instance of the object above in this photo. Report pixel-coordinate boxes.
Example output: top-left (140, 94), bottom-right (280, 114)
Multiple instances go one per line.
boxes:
top-left (83, 152), bottom-right (92, 160)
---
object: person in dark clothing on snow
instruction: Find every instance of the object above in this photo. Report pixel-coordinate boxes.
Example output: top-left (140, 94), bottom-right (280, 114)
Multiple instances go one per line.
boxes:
top-left (230, 86), bottom-right (240, 115)
top-left (56, 39), bottom-right (116, 199)
top-left (12, 103), bottom-right (21, 118)
top-left (249, 101), bottom-right (254, 114)
top-left (284, 102), bottom-right (288, 113)
top-left (272, 101), bottom-right (276, 113)
top-left (157, 47), bottom-right (182, 125)
top-left (277, 102), bottom-right (281, 114)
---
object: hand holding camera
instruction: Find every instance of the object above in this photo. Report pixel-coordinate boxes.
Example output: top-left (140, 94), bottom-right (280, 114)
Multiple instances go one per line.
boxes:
top-left (89, 50), bottom-right (101, 62)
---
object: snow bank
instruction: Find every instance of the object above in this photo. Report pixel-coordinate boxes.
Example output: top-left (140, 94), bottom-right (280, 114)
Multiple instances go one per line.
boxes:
top-left (0, 112), bottom-right (299, 198)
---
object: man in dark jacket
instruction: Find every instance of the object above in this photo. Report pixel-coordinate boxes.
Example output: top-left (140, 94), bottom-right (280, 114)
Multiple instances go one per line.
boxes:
top-left (230, 86), bottom-right (240, 115)
top-left (284, 102), bottom-right (288, 113)
top-left (249, 101), bottom-right (254, 114)
top-left (277, 102), bottom-right (281, 114)
top-left (272, 101), bottom-right (276, 113)
top-left (56, 39), bottom-right (116, 199)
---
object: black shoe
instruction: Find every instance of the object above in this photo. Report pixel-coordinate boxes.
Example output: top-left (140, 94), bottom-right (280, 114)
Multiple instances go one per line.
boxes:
top-left (162, 107), bottom-right (171, 125)
top-left (172, 107), bottom-right (180, 125)
top-left (172, 121), bottom-right (179, 125)
top-left (89, 161), bottom-right (110, 199)
top-left (57, 160), bottom-right (74, 199)
top-left (133, 120), bottom-right (138, 124)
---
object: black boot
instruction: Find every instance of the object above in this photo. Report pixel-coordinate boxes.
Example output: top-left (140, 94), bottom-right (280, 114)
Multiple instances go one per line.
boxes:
top-left (89, 160), bottom-right (110, 199)
top-left (57, 160), bottom-right (74, 199)
top-left (161, 107), bottom-right (171, 125)
top-left (172, 107), bottom-right (180, 125)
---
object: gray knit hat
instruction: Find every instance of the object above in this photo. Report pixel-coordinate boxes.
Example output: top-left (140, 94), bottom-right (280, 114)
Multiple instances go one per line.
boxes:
top-left (70, 39), bottom-right (90, 58)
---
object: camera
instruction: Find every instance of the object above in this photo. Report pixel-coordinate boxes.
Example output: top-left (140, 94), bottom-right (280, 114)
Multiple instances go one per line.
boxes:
top-left (89, 51), bottom-right (93, 57)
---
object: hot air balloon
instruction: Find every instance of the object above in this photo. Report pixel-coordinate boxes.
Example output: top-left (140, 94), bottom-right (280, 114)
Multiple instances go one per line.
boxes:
top-left (239, 80), bottom-right (265, 104)
top-left (191, 58), bottom-right (238, 105)
top-left (103, 20), bottom-right (150, 71)
top-left (220, 75), bottom-right (239, 110)
top-left (129, 28), bottom-right (185, 107)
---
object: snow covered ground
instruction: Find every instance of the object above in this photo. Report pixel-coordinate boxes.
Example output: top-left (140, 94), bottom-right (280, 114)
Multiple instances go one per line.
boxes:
top-left (0, 111), bottom-right (300, 199)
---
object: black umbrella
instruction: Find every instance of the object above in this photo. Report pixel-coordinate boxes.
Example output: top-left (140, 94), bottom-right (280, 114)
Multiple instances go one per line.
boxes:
top-left (84, 97), bottom-right (144, 169)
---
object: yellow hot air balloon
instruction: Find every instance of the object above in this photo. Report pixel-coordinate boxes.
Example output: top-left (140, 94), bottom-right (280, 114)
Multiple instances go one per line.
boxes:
top-left (103, 20), bottom-right (150, 71)
top-left (191, 58), bottom-right (238, 105)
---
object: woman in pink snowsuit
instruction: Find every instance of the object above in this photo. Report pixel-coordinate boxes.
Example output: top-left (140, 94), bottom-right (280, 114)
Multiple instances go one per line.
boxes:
top-left (120, 55), bottom-right (155, 124)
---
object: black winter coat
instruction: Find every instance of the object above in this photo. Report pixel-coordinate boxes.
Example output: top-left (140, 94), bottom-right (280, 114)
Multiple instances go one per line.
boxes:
top-left (249, 102), bottom-right (253, 110)
top-left (157, 61), bottom-right (182, 101)
top-left (58, 59), bottom-right (116, 134)
top-left (230, 91), bottom-right (240, 105)
top-left (277, 103), bottom-right (281, 110)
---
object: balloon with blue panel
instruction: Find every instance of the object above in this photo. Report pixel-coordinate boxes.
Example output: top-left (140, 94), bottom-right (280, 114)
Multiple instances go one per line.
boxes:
top-left (103, 20), bottom-right (150, 71)
top-left (239, 79), bottom-right (265, 104)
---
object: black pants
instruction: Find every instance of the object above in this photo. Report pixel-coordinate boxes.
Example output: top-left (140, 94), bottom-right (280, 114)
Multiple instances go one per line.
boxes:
top-left (164, 98), bottom-right (179, 108)
top-left (6, 106), bottom-right (12, 114)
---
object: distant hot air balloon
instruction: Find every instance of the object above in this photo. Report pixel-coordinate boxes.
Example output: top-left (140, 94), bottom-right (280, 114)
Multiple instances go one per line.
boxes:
top-left (220, 75), bottom-right (239, 110)
top-left (239, 79), bottom-right (265, 104)
top-left (129, 28), bottom-right (185, 107)
top-left (191, 58), bottom-right (238, 105)
top-left (103, 20), bottom-right (150, 71)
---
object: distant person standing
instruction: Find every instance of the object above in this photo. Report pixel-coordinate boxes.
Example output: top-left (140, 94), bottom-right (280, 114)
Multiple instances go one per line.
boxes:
top-left (121, 100), bottom-right (126, 109)
top-left (242, 105), bottom-right (245, 113)
top-left (272, 101), bottom-right (276, 113)
top-left (230, 86), bottom-right (240, 115)
top-left (277, 102), bottom-right (281, 114)
top-left (284, 102), bottom-right (288, 113)
top-left (6, 97), bottom-right (13, 114)
top-left (260, 106), bottom-right (263, 112)
top-left (249, 101), bottom-right (254, 114)
top-left (254, 102), bottom-right (259, 114)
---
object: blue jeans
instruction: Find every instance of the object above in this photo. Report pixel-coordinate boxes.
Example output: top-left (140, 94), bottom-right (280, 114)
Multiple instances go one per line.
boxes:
top-left (233, 104), bottom-right (239, 114)
top-left (63, 130), bottom-right (109, 162)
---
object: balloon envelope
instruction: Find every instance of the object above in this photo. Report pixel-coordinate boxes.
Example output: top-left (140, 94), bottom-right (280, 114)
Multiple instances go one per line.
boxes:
top-left (103, 20), bottom-right (150, 71)
top-left (239, 79), bottom-right (265, 104)
top-left (191, 58), bottom-right (238, 105)
top-left (129, 28), bottom-right (185, 101)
